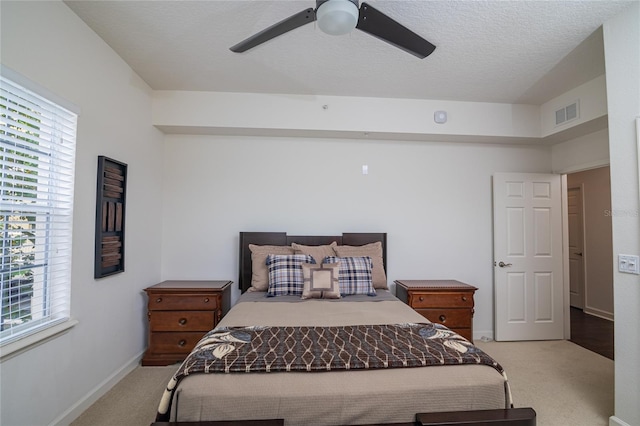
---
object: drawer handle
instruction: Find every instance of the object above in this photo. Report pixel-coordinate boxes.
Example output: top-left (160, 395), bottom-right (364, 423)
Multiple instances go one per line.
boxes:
top-left (178, 318), bottom-right (187, 326)
top-left (462, 296), bottom-right (467, 302)
top-left (204, 298), bottom-right (210, 303)
top-left (439, 315), bottom-right (446, 322)
top-left (155, 297), bottom-right (162, 303)
top-left (418, 296), bottom-right (424, 302)
top-left (178, 340), bottom-right (186, 347)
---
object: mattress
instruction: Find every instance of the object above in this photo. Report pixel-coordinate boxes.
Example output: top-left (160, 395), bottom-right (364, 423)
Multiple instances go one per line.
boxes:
top-left (167, 291), bottom-right (510, 425)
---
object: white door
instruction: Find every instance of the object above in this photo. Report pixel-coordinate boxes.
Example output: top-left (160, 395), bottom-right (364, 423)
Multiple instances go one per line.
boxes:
top-left (493, 173), bottom-right (564, 341)
top-left (568, 187), bottom-right (585, 309)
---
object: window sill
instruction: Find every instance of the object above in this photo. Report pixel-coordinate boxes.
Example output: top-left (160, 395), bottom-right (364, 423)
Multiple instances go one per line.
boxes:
top-left (0, 318), bottom-right (79, 362)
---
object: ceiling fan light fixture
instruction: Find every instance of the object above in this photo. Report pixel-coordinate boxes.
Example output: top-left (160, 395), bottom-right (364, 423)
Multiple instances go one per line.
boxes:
top-left (316, 0), bottom-right (359, 36)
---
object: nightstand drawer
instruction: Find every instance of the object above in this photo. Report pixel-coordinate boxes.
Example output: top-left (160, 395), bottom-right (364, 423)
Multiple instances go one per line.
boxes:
top-left (149, 294), bottom-right (219, 311)
top-left (150, 311), bottom-right (215, 332)
top-left (148, 332), bottom-right (206, 354)
top-left (415, 308), bottom-right (472, 328)
top-left (409, 292), bottom-right (474, 309)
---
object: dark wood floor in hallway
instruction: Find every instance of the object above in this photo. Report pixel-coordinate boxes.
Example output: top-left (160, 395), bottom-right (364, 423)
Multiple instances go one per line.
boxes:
top-left (570, 307), bottom-right (614, 360)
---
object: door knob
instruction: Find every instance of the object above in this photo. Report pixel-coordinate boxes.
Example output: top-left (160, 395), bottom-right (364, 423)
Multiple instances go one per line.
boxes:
top-left (498, 261), bottom-right (512, 268)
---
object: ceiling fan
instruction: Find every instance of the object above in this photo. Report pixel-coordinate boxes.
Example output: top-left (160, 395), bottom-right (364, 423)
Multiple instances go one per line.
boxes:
top-left (230, 0), bottom-right (436, 59)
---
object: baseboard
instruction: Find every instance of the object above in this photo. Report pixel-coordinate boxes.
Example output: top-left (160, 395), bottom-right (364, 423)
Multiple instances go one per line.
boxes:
top-left (473, 329), bottom-right (494, 342)
top-left (610, 415), bottom-right (632, 426)
top-left (49, 349), bottom-right (145, 426)
top-left (584, 306), bottom-right (614, 321)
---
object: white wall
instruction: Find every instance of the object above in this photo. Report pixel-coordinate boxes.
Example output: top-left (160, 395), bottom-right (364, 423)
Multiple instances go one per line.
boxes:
top-left (603, 2), bottom-right (640, 426)
top-left (160, 134), bottom-right (551, 340)
top-left (0, 2), bottom-right (164, 425)
top-left (552, 128), bottom-right (609, 173)
top-left (540, 75), bottom-right (608, 138)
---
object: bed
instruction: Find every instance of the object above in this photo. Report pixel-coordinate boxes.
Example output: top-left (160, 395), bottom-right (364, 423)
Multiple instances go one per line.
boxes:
top-left (154, 232), bottom-right (529, 426)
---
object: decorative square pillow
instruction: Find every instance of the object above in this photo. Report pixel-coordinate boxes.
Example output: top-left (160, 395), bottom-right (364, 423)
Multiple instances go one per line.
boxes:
top-left (334, 242), bottom-right (388, 289)
top-left (301, 262), bottom-right (341, 299)
top-left (323, 256), bottom-right (376, 296)
top-left (292, 241), bottom-right (338, 264)
top-left (266, 254), bottom-right (315, 297)
top-left (248, 244), bottom-right (295, 292)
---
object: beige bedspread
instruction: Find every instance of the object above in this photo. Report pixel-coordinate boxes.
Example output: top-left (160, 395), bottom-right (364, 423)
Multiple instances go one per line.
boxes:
top-left (169, 293), bottom-right (510, 425)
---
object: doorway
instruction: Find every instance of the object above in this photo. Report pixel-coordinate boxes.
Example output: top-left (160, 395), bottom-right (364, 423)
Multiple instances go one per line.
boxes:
top-left (568, 186), bottom-right (585, 309)
top-left (566, 166), bottom-right (614, 359)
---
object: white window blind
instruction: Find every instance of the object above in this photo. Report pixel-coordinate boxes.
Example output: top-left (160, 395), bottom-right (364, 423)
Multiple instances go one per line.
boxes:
top-left (0, 75), bottom-right (77, 346)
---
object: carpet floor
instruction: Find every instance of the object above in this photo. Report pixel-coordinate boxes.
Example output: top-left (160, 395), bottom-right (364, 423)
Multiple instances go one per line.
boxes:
top-left (70, 340), bottom-right (613, 426)
top-left (476, 340), bottom-right (614, 426)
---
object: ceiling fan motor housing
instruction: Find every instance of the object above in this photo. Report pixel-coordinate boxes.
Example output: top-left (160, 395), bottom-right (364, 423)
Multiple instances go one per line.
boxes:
top-left (316, 0), bottom-right (359, 8)
top-left (316, 0), bottom-right (360, 36)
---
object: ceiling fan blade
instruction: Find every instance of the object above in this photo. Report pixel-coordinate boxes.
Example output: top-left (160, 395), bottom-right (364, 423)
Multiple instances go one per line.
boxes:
top-left (230, 8), bottom-right (316, 53)
top-left (355, 2), bottom-right (436, 59)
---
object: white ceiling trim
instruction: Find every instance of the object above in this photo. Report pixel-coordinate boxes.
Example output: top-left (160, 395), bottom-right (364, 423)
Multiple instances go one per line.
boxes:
top-left (152, 74), bottom-right (607, 145)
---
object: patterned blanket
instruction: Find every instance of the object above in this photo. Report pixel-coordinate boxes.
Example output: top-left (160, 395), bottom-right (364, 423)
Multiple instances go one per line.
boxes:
top-left (157, 323), bottom-right (511, 420)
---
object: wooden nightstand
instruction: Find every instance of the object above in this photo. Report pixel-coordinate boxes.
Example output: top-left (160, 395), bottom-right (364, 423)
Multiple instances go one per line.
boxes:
top-left (395, 280), bottom-right (477, 341)
top-left (142, 280), bottom-right (232, 366)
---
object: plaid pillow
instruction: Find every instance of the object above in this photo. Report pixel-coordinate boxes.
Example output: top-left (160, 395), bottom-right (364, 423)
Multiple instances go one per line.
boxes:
top-left (266, 254), bottom-right (315, 297)
top-left (323, 256), bottom-right (376, 296)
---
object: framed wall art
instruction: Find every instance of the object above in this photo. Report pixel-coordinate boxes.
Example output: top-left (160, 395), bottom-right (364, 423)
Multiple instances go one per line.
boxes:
top-left (94, 156), bottom-right (127, 278)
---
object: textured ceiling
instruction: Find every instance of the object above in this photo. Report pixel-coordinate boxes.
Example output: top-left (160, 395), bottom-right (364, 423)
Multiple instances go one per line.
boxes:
top-left (65, 0), bottom-right (633, 105)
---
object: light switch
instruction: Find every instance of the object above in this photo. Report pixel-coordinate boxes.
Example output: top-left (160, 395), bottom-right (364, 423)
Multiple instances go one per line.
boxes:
top-left (618, 254), bottom-right (640, 274)
top-left (362, 165), bottom-right (368, 175)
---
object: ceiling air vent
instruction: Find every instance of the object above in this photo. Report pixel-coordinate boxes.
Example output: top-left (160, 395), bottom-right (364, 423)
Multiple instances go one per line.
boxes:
top-left (555, 100), bottom-right (580, 126)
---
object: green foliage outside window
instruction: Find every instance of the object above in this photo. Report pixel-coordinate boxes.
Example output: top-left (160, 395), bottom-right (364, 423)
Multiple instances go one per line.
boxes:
top-left (1, 93), bottom-right (41, 330)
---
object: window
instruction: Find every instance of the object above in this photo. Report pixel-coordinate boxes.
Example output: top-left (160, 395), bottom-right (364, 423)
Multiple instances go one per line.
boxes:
top-left (0, 73), bottom-right (77, 348)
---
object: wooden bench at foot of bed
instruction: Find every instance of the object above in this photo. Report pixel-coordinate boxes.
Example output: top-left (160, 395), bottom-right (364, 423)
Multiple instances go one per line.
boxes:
top-left (150, 407), bottom-right (536, 426)
top-left (150, 421), bottom-right (284, 426)
top-left (417, 408), bottom-right (536, 425)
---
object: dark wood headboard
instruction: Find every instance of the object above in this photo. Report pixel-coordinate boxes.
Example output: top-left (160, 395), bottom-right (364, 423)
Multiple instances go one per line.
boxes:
top-left (238, 232), bottom-right (387, 293)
